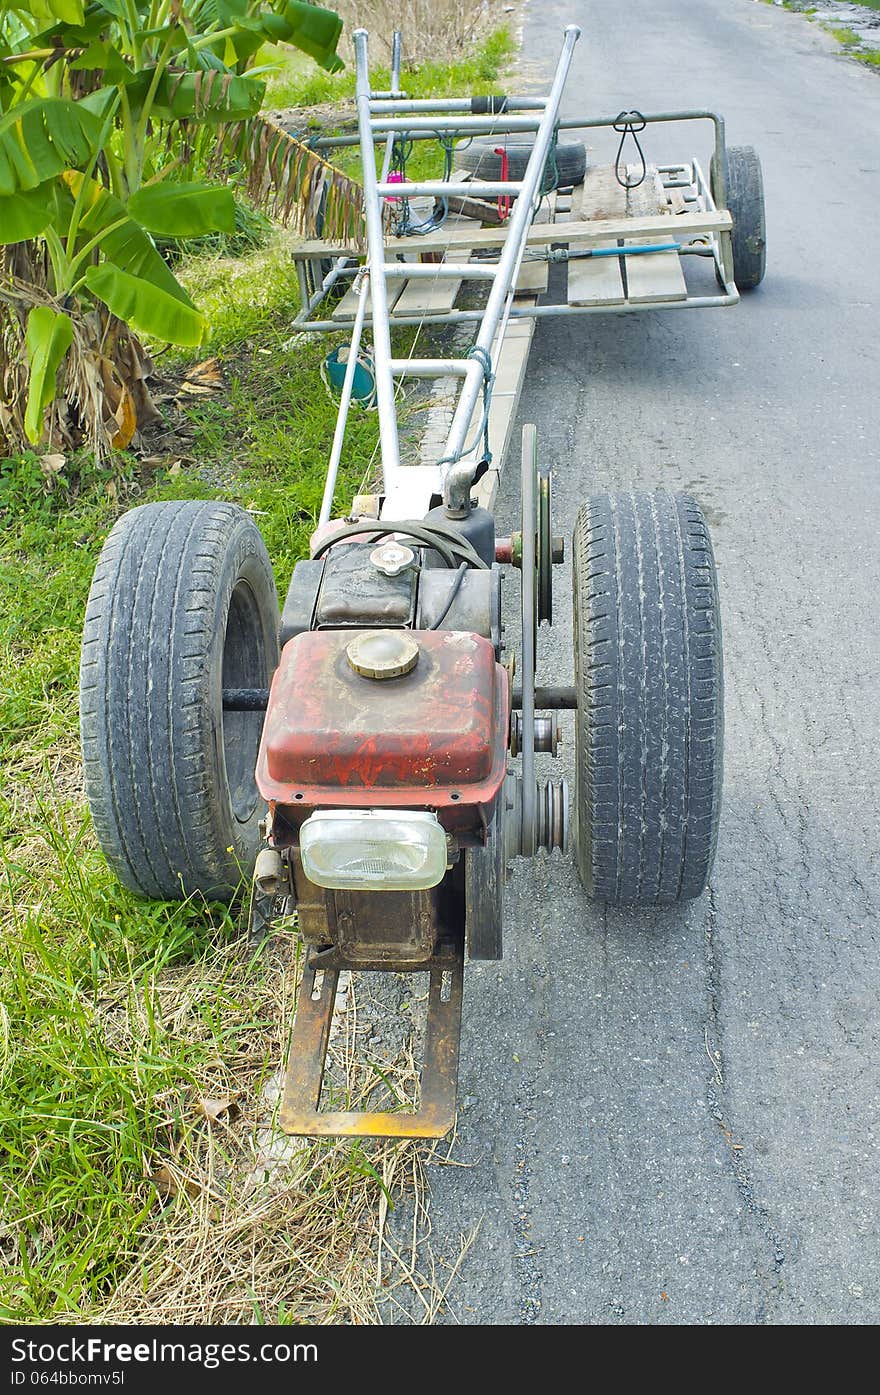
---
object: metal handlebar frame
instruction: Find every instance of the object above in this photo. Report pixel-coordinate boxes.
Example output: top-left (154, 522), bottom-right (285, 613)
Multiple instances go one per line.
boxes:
top-left (347, 24), bottom-right (581, 520)
top-left (311, 28), bottom-right (736, 527)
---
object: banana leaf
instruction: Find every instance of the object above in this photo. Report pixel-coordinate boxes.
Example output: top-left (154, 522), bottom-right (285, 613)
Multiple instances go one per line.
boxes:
top-left (210, 3), bottom-right (343, 73)
top-left (128, 181), bottom-right (235, 236)
top-left (70, 41), bottom-right (137, 86)
top-left (148, 67), bottom-right (266, 123)
top-left (61, 173), bottom-right (198, 307)
top-left (24, 304), bottom-right (73, 444)
top-left (0, 182), bottom-right (55, 243)
top-left (84, 263), bottom-right (205, 347)
top-left (278, 1), bottom-right (343, 74)
top-left (27, 0), bottom-right (86, 25)
top-left (26, 8), bottom-right (130, 47)
top-left (0, 98), bottom-right (103, 195)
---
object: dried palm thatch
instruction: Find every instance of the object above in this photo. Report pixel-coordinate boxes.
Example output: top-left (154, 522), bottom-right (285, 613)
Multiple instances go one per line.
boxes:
top-left (223, 115), bottom-right (368, 248)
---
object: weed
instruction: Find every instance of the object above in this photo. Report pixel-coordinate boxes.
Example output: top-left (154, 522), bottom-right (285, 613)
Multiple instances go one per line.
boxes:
top-left (826, 25), bottom-right (862, 47)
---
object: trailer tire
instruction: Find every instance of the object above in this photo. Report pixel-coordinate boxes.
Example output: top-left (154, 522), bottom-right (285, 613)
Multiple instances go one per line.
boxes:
top-left (80, 501), bottom-right (279, 903)
top-left (710, 144), bottom-right (765, 291)
top-left (458, 138), bottom-right (587, 191)
top-left (572, 492), bottom-right (723, 906)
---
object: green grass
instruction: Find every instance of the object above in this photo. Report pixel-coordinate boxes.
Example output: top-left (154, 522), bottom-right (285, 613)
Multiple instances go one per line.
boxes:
top-left (820, 19), bottom-right (880, 65)
top-left (263, 29), bottom-right (514, 109)
top-left (0, 237), bottom-right (392, 1320)
top-left (826, 24), bottom-right (862, 47)
top-left (0, 845), bottom-right (244, 1319)
top-left (0, 28), bottom-right (514, 1324)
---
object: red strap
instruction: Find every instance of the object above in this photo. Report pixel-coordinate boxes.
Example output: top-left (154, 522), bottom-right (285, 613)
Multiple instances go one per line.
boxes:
top-left (494, 146), bottom-right (510, 222)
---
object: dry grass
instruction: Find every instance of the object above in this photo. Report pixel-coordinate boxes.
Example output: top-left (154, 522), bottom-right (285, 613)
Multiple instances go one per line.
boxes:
top-left (84, 954), bottom-right (469, 1326)
top-left (333, 0), bottom-right (512, 66)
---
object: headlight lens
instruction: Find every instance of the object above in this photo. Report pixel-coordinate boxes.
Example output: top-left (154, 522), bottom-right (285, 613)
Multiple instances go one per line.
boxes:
top-left (299, 810), bottom-right (448, 891)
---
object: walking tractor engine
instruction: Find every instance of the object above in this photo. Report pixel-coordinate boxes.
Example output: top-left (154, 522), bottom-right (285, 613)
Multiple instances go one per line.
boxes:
top-left (250, 515), bottom-right (513, 1135)
top-left (79, 21), bottom-right (749, 1140)
top-left (258, 544), bottom-right (510, 937)
top-left (259, 621), bottom-right (508, 925)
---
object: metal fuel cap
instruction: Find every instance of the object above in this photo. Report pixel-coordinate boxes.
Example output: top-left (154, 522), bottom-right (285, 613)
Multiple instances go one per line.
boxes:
top-left (346, 630), bottom-right (420, 680)
top-left (370, 541), bottom-right (415, 577)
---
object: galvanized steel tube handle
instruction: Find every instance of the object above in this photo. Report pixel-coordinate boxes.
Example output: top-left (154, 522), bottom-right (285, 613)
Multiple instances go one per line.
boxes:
top-left (442, 25), bottom-right (581, 515)
top-left (352, 28), bottom-right (402, 487)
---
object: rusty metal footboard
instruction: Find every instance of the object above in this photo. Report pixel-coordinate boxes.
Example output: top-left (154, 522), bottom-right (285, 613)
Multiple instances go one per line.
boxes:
top-left (280, 939), bottom-right (464, 1139)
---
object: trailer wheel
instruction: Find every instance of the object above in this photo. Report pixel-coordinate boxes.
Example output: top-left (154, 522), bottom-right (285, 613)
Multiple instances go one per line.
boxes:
top-left (572, 492), bottom-right (723, 906)
top-left (459, 138), bottom-right (587, 191)
top-left (80, 501), bottom-right (279, 903)
top-left (710, 144), bottom-right (765, 290)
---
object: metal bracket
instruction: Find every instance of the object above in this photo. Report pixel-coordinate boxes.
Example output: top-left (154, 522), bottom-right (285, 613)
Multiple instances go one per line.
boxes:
top-left (279, 938), bottom-right (464, 1139)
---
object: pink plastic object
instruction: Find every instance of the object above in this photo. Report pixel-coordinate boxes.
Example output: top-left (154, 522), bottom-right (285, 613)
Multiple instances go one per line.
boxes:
top-left (386, 170), bottom-right (405, 202)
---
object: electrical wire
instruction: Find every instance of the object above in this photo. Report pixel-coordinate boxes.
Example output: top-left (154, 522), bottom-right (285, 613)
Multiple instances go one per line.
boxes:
top-left (429, 562), bottom-right (468, 628)
top-left (390, 133), bottom-right (455, 237)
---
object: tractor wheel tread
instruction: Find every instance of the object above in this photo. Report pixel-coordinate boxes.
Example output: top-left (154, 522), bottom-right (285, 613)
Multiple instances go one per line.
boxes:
top-left (572, 491), bottom-right (723, 906)
top-left (80, 500), bottom-right (279, 902)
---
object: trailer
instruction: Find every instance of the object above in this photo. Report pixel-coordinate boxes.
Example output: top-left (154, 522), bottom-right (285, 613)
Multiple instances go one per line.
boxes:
top-left (79, 26), bottom-right (764, 1138)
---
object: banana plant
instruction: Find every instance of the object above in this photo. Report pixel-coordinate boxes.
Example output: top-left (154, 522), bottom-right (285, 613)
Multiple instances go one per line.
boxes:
top-left (0, 0), bottom-right (343, 447)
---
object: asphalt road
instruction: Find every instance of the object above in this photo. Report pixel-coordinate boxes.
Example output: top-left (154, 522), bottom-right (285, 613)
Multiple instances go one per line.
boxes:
top-left (414, 0), bottom-right (880, 1325)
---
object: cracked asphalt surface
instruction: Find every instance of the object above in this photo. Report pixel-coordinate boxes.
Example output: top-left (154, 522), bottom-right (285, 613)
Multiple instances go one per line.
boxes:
top-left (410, 0), bottom-right (880, 1324)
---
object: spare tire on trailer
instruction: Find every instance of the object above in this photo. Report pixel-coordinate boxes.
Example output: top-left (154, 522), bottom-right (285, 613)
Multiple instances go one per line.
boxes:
top-left (458, 138), bottom-right (587, 191)
top-left (79, 500), bottom-right (279, 903)
top-left (572, 492), bottom-right (724, 906)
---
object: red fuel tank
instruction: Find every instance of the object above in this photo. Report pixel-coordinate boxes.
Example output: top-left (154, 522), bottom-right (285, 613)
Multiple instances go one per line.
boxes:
top-left (256, 629), bottom-right (509, 830)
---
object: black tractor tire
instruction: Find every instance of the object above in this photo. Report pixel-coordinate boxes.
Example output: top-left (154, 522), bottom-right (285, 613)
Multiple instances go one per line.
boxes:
top-left (459, 138), bottom-right (587, 191)
top-left (572, 492), bottom-right (723, 906)
top-left (80, 500), bottom-right (279, 903)
top-left (710, 144), bottom-right (766, 291)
